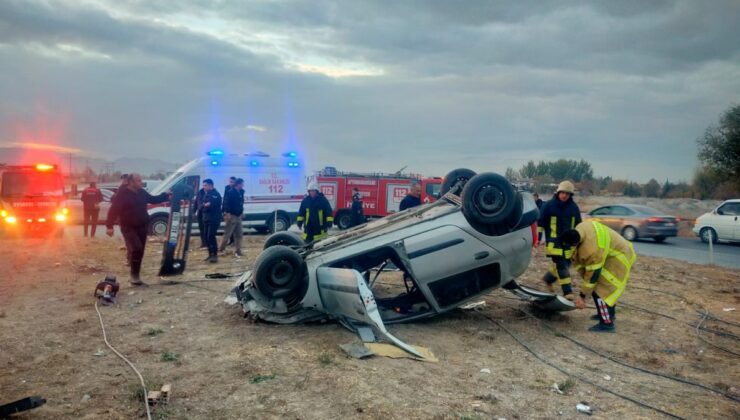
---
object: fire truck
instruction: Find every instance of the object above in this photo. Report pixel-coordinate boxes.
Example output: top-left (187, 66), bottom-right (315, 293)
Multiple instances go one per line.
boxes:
top-left (315, 167), bottom-right (442, 229)
top-left (0, 163), bottom-right (68, 237)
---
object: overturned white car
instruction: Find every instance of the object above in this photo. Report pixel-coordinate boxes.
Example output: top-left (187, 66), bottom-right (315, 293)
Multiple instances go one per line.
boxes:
top-left (233, 169), bottom-right (574, 356)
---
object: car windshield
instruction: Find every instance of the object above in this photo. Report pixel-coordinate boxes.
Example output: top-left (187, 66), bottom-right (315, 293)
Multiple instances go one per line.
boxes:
top-left (631, 205), bottom-right (662, 215)
top-left (150, 172), bottom-right (182, 195)
top-left (1, 172), bottom-right (64, 197)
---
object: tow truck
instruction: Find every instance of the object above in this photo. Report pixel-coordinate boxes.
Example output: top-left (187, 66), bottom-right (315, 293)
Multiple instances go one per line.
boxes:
top-left (0, 163), bottom-right (68, 237)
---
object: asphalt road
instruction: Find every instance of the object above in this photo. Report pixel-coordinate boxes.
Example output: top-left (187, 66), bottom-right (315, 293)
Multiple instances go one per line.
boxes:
top-left (631, 236), bottom-right (740, 269)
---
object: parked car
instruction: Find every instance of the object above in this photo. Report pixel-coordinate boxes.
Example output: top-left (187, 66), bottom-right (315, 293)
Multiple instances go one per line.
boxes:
top-left (585, 204), bottom-right (678, 243)
top-left (233, 169), bottom-right (574, 357)
top-left (692, 199), bottom-right (740, 243)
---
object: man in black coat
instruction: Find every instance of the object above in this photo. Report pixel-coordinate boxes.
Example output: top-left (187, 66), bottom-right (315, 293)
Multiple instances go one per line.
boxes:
top-left (219, 178), bottom-right (244, 256)
top-left (106, 173), bottom-right (169, 286)
top-left (399, 182), bottom-right (422, 211)
top-left (350, 188), bottom-right (365, 227)
top-left (296, 182), bottom-right (333, 242)
top-left (200, 179), bottom-right (223, 263)
top-left (193, 186), bottom-right (207, 248)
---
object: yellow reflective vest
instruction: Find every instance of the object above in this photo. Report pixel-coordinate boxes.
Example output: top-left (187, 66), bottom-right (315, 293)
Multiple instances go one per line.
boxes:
top-left (572, 221), bottom-right (636, 306)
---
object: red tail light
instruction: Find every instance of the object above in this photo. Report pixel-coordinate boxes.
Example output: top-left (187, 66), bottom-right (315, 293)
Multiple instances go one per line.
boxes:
top-left (647, 217), bottom-right (665, 223)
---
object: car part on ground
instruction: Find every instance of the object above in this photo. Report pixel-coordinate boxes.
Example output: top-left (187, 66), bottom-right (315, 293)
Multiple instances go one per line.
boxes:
top-left (233, 169), bottom-right (574, 356)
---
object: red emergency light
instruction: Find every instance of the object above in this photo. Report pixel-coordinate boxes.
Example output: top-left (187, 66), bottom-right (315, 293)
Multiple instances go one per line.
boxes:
top-left (35, 163), bottom-right (55, 171)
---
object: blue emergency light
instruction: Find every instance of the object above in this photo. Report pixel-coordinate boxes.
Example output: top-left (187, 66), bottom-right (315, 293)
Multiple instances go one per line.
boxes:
top-left (210, 160), bottom-right (220, 166)
top-left (282, 151), bottom-right (298, 158)
top-left (250, 160), bottom-right (259, 167)
top-left (207, 149), bottom-right (224, 156)
top-left (287, 161), bottom-right (300, 168)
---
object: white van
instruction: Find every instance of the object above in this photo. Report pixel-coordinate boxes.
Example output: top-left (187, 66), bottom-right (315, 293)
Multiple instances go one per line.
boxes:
top-left (146, 150), bottom-right (306, 236)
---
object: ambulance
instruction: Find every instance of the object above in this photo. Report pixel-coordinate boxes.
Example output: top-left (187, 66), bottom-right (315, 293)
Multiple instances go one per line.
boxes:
top-left (146, 150), bottom-right (306, 236)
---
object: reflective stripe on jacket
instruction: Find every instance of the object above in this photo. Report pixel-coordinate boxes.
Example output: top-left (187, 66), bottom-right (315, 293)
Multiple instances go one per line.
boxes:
top-left (572, 221), bottom-right (636, 306)
top-left (538, 195), bottom-right (582, 258)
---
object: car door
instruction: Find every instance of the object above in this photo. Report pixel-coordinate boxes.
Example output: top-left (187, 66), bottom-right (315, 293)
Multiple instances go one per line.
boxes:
top-left (714, 202), bottom-right (737, 240)
top-left (97, 189), bottom-right (115, 223)
top-left (589, 206), bottom-right (616, 229)
top-left (723, 202), bottom-right (740, 240)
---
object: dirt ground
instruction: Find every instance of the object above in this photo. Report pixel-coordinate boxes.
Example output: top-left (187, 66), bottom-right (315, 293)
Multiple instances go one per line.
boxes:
top-left (1, 232), bottom-right (738, 419)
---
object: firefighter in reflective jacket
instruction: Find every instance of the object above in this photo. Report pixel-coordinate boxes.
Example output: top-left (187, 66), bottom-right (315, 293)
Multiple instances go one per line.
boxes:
top-left (562, 221), bottom-right (636, 332)
top-left (538, 180), bottom-right (582, 300)
top-left (296, 182), bottom-right (334, 242)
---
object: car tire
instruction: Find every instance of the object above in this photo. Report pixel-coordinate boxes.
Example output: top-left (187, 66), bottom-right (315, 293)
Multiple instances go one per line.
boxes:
top-left (440, 168), bottom-right (477, 196)
top-left (699, 227), bottom-right (718, 244)
top-left (148, 215), bottom-right (169, 237)
top-left (263, 231), bottom-right (306, 250)
top-left (266, 213), bottom-right (290, 233)
top-left (653, 236), bottom-right (666, 243)
top-left (461, 172), bottom-right (519, 229)
top-left (335, 211), bottom-right (352, 230)
top-left (622, 226), bottom-right (638, 242)
top-left (253, 245), bottom-right (306, 300)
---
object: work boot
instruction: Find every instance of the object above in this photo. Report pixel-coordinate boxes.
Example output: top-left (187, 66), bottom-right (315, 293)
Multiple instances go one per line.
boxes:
top-left (590, 314), bottom-right (616, 321)
top-left (588, 323), bottom-right (615, 333)
top-left (235, 251), bottom-right (243, 257)
top-left (208, 255), bottom-right (218, 263)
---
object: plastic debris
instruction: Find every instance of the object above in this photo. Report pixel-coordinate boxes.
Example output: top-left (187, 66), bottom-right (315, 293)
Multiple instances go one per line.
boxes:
top-left (723, 308), bottom-right (735, 312)
top-left (93, 349), bottom-right (105, 357)
top-left (480, 368), bottom-right (491, 374)
top-left (460, 300), bottom-right (486, 310)
top-left (552, 383), bottom-right (563, 394)
top-left (603, 375), bottom-right (611, 381)
top-left (576, 403), bottom-right (592, 415)
top-left (81, 394), bottom-right (91, 403)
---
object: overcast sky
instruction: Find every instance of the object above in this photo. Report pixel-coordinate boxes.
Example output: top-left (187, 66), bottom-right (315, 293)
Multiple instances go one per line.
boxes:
top-left (1, 0), bottom-right (738, 182)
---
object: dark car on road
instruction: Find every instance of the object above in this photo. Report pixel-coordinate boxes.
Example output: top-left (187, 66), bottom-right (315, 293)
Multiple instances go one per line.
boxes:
top-left (586, 204), bottom-right (678, 243)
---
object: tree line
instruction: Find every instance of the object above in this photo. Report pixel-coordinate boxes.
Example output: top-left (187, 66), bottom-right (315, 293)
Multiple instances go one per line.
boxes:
top-left (505, 104), bottom-right (739, 200)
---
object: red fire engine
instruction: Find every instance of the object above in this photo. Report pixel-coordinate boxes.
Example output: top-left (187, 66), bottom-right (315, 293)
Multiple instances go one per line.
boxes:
top-left (315, 167), bottom-right (442, 229)
top-left (0, 163), bottom-right (68, 237)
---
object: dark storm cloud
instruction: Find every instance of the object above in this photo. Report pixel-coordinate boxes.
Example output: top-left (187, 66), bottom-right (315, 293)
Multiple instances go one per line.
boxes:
top-left (0, 0), bottom-right (738, 182)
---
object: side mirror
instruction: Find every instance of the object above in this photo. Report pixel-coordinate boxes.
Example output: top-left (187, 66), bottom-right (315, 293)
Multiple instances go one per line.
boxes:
top-left (717, 209), bottom-right (724, 215)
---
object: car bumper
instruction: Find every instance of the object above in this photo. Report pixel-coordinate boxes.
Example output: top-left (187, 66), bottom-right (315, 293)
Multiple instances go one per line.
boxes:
top-left (642, 226), bottom-right (678, 237)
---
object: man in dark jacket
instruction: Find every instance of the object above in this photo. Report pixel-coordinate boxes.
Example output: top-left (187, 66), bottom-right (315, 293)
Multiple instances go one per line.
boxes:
top-left (350, 188), bottom-right (365, 227)
top-left (296, 182), bottom-right (333, 242)
top-left (80, 182), bottom-right (103, 237)
top-left (399, 183), bottom-right (421, 211)
top-left (106, 173), bottom-right (169, 285)
top-left (193, 186), bottom-right (207, 248)
top-left (537, 181), bottom-right (582, 299)
top-left (200, 179), bottom-right (223, 263)
top-left (219, 178), bottom-right (244, 256)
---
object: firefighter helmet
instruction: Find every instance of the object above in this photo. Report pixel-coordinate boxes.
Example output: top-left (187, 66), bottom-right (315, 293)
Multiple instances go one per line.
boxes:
top-left (307, 181), bottom-right (319, 192)
top-left (557, 180), bottom-right (575, 194)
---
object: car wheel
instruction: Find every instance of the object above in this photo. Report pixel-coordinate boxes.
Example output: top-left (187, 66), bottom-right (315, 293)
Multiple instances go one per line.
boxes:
top-left (440, 168), bottom-right (477, 196)
top-left (461, 172), bottom-right (518, 227)
top-left (622, 226), bottom-right (638, 242)
top-left (263, 231), bottom-right (306, 250)
top-left (267, 214), bottom-right (290, 233)
top-left (700, 227), bottom-right (718, 244)
top-left (148, 215), bottom-right (169, 237)
top-left (253, 245), bottom-right (307, 300)
top-left (653, 236), bottom-right (666, 243)
top-left (335, 211), bottom-right (352, 230)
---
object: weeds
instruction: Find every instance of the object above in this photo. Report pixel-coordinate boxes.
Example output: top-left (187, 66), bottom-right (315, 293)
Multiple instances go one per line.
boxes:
top-left (160, 351), bottom-right (180, 362)
top-left (558, 377), bottom-right (577, 394)
top-left (318, 352), bottom-right (335, 366)
top-left (146, 327), bottom-right (164, 337)
top-left (250, 374), bottom-right (275, 384)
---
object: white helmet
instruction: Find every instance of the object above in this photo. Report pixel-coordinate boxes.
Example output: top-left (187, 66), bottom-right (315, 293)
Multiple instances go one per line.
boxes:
top-left (307, 181), bottom-right (319, 192)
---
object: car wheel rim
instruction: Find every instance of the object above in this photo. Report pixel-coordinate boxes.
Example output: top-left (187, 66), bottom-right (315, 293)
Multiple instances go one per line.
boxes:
top-left (269, 261), bottom-right (294, 287)
top-left (474, 185), bottom-right (505, 216)
top-left (624, 228), bottom-right (635, 240)
top-left (274, 218), bottom-right (287, 231)
top-left (153, 221), bottom-right (167, 235)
